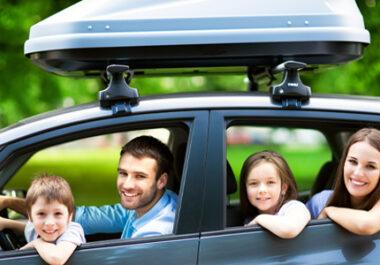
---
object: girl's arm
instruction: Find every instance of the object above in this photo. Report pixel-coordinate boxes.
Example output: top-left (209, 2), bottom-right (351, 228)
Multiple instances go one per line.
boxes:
top-left (0, 217), bottom-right (26, 235)
top-left (253, 203), bottom-right (311, 239)
top-left (21, 238), bottom-right (77, 265)
top-left (321, 199), bottom-right (380, 235)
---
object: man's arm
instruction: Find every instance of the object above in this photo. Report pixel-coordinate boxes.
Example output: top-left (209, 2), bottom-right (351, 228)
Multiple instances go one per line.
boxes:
top-left (75, 204), bottom-right (128, 235)
top-left (0, 216), bottom-right (26, 235)
top-left (0, 196), bottom-right (27, 216)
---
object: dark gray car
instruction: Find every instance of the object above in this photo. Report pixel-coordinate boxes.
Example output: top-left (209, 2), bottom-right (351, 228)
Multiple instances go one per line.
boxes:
top-left (0, 0), bottom-right (378, 264)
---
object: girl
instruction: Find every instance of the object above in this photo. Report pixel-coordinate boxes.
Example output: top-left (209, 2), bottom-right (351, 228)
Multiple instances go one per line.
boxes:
top-left (307, 128), bottom-right (380, 235)
top-left (240, 151), bottom-right (310, 239)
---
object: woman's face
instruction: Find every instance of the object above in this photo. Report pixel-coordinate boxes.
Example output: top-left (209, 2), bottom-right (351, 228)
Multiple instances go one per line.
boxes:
top-left (246, 162), bottom-right (286, 214)
top-left (344, 141), bottom-right (380, 206)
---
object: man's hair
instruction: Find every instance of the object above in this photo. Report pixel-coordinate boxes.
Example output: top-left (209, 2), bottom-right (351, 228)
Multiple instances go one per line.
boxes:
top-left (120, 135), bottom-right (175, 180)
top-left (239, 150), bottom-right (298, 218)
top-left (25, 174), bottom-right (74, 216)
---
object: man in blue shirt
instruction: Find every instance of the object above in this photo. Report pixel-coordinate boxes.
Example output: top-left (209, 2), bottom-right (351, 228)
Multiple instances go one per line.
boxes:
top-left (75, 135), bottom-right (178, 238)
top-left (0, 136), bottom-right (177, 239)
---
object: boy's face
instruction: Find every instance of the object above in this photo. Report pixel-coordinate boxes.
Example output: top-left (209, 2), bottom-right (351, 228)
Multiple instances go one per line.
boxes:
top-left (29, 197), bottom-right (72, 242)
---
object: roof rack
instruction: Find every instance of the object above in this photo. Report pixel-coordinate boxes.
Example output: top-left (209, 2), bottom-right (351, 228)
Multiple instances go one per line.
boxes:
top-left (270, 61), bottom-right (311, 109)
top-left (99, 65), bottom-right (139, 114)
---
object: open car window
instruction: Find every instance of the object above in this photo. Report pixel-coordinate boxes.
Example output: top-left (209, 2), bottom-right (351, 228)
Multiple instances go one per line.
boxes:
top-left (3, 126), bottom-right (188, 241)
top-left (225, 126), bottom-right (332, 227)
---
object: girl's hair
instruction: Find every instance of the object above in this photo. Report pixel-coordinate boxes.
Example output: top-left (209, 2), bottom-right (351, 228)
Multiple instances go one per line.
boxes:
top-left (239, 150), bottom-right (298, 218)
top-left (25, 174), bottom-right (74, 217)
top-left (327, 128), bottom-right (380, 210)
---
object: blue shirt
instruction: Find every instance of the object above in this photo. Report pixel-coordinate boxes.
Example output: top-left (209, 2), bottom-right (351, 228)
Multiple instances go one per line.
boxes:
top-left (75, 190), bottom-right (177, 239)
top-left (306, 190), bottom-right (333, 219)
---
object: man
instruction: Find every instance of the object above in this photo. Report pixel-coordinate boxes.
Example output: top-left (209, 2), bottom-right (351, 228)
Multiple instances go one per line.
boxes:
top-left (0, 136), bottom-right (178, 239)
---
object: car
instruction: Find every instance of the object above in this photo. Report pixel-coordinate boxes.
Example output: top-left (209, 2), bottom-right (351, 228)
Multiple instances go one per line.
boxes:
top-left (1, 0), bottom-right (379, 264)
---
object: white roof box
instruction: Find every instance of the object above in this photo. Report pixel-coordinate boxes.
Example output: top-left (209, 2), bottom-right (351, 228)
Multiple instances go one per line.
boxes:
top-left (24, 0), bottom-right (370, 76)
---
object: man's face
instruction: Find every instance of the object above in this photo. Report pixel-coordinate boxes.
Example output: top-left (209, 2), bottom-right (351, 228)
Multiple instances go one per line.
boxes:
top-left (117, 153), bottom-right (167, 217)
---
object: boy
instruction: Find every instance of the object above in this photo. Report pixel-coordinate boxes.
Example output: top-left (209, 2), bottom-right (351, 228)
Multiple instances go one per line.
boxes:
top-left (0, 175), bottom-right (85, 264)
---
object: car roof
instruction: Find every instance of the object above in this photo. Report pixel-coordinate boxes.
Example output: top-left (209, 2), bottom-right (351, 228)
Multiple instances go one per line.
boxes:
top-left (2, 93), bottom-right (380, 146)
top-left (24, 0), bottom-right (370, 76)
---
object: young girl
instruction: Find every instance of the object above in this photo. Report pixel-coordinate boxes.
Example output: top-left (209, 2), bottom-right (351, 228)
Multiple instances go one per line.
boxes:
top-left (307, 128), bottom-right (380, 235)
top-left (240, 151), bottom-right (310, 239)
top-left (0, 175), bottom-right (85, 264)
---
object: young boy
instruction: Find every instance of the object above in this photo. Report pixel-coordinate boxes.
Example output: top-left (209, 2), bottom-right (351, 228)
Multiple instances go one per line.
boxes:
top-left (0, 175), bottom-right (85, 264)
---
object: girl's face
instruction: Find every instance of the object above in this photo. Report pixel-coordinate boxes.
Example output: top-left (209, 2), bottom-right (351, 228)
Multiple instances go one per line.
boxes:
top-left (344, 141), bottom-right (380, 206)
top-left (30, 197), bottom-right (72, 242)
top-left (246, 162), bottom-right (287, 214)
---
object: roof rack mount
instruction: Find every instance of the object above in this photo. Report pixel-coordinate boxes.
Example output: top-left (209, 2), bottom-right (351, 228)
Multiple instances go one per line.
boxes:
top-left (270, 61), bottom-right (311, 109)
top-left (99, 64), bottom-right (139, 114)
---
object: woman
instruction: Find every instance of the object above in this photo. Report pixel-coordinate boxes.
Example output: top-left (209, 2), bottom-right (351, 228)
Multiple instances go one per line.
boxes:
top-left (307, 128), bottom-right (380, 235)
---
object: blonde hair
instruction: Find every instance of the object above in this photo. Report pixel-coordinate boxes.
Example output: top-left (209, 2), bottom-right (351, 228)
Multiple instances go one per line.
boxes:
top-left (25, 174), bottom-right (74, 217)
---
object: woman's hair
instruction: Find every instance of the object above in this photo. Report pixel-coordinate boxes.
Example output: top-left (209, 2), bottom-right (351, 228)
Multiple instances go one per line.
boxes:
top-left (327, 128), bottom-right (380, 210)
top-left (25, 174), bottom-right (74, 217)
top-left (239, 150), bottom-right (298, 218)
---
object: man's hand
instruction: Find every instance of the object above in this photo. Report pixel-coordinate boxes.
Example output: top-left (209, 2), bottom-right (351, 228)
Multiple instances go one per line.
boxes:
top-left (0, 196), bottom-right (27, 216)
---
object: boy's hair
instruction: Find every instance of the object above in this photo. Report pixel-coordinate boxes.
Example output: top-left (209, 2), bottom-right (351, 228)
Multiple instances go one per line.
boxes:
top-left (120, 135), bottom-right (175, 181)
top-left (25, 174), bottom-right (74, 217)
top-left (239, 150), bottom-right (298, 218)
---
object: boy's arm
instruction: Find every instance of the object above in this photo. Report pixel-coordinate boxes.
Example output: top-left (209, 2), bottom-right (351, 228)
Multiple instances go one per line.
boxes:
top-left (21, 239), bottom-right (77, 265)
top-left (0, 217), bottom-right (26, 234)
top-left (0, 196), bottom-right (27, 216)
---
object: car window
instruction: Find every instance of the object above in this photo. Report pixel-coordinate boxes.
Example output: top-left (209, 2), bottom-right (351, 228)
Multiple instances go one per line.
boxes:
top-left (226, 125), bottom-right (331, 227)
top-left (4, 127), bottom-right (186, 224)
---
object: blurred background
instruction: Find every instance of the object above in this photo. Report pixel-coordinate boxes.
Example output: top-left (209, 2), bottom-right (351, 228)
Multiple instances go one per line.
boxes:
top-left (1, 0), bottom-right (380, 128)
top-left (1, 1), bottom-right (379, 206)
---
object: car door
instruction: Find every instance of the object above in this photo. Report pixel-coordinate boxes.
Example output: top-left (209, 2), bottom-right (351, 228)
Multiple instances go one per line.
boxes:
top-left (198, 109), bottom-right (380, 265)
top-left (0, 110), bottom-right (209, 265)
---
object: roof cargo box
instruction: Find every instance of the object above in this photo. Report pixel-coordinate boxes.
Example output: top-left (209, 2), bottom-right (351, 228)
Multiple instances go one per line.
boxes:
top-left (24, 0), bottom-right (370, 76)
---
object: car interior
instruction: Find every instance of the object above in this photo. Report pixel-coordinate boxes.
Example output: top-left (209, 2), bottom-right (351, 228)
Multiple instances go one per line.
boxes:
top-left (0, 124), bottom-right (190, 248)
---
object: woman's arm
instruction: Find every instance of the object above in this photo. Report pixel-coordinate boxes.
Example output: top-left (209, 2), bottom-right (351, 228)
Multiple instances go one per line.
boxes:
top-left (21, 238), bottom-right (77, 265)
top-left (322, 199), bottom-right (380, 235)
top-left (0, 216), bottom-right (26, 234)
top-left (253, 203), bottom-right (311, 239)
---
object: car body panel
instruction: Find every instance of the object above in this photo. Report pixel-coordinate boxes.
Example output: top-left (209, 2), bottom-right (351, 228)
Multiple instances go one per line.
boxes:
top-left (199, 222), bottom-right (380, 265)
top-left (3, 94), bottom-right (380, 146)
top-left (0, 235), bottom-right (200, 265)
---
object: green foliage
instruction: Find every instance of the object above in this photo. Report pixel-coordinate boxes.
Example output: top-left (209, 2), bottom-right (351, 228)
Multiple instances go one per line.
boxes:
top-left (1, 1), bottom-right (380, 127)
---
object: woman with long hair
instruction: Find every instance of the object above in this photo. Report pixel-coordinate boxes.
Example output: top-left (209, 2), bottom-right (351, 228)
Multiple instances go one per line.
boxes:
top-left (307, 128), bottom-right (380, 235)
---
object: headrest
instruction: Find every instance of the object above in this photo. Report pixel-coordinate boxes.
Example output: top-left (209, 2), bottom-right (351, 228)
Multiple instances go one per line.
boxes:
top-left (227, 161), bottom-right (237, 195)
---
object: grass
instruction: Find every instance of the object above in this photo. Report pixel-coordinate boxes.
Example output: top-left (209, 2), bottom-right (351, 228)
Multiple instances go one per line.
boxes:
top-left (227, 144), bottom-right (331, 199)
top-left (6, 148), bottom-right (121, 206)
top-left (5, 144), bottom-right (331, 205)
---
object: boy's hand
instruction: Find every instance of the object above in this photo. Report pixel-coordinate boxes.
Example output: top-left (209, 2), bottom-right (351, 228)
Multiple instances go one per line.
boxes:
top-left (20, 240), bottom-right (36, 250)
